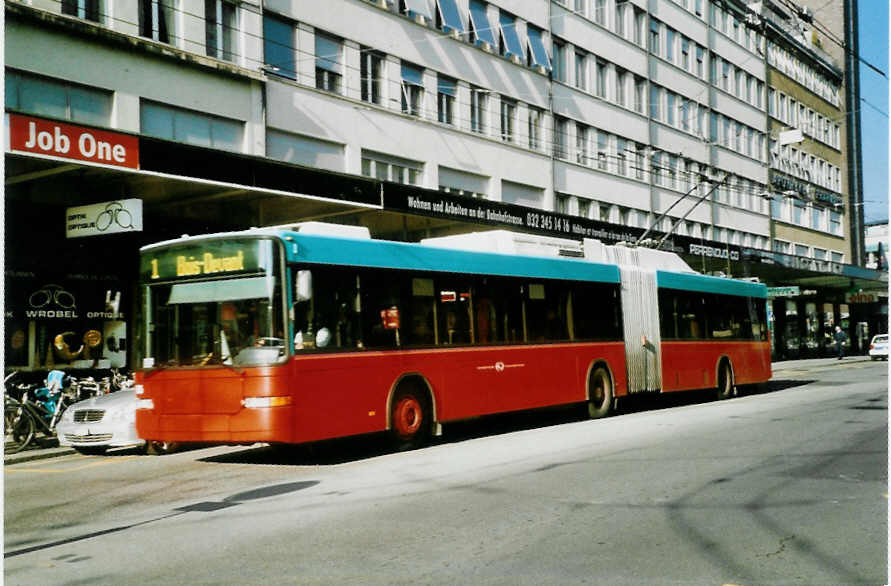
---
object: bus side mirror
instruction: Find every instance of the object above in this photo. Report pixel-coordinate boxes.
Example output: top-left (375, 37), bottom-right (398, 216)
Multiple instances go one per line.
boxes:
top-left (295, 270), bottom-right (312, 302)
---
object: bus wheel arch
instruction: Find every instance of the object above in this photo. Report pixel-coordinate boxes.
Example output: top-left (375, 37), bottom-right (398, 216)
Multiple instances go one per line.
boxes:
top-left (387, 374), bottom-right (436, 450)
top-left (715, 357), bottom-right (735, 400)
top-left (586, 361), bottom-right (615, 419)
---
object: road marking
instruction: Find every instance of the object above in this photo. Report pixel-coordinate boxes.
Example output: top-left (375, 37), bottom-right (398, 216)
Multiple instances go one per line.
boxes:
top-left (5, 455), bottom-right (138, 474)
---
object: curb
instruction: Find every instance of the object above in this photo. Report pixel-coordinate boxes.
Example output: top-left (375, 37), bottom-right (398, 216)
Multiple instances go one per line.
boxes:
top-left (5, 446), bottom-right (77, 466)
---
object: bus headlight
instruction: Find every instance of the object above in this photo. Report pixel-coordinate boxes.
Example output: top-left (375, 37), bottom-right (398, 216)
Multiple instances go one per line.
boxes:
top-left (242, 396), bottom-right (292, 408)
top-left (135, 399), bottom-right (154, 410)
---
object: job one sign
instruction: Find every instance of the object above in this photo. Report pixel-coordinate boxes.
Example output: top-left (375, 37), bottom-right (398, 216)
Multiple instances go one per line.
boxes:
top-left (7, 114), bottom-right (139, 169)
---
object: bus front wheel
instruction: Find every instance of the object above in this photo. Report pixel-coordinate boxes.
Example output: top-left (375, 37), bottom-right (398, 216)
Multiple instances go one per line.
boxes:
top-left (390, 387), bottom-right (431, 451)
top-left (587, 367), bottom-right (613, 419)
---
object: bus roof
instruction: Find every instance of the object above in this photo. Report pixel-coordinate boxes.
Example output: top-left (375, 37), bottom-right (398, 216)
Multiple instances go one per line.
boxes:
top-left (657, 270), bottom-right (767, 299)
top-left (280, 231), bottom-right (622, 284)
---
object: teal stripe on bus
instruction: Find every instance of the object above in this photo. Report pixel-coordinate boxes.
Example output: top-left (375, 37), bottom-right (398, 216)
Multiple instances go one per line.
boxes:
top-left (657, 270), bottom-right (767, 298)
top-left (279, 233), bottom-right (621, 284)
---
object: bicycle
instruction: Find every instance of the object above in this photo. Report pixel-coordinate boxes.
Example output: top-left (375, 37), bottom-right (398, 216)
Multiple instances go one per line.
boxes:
top-left (5, 373), bottom-right (75, 454)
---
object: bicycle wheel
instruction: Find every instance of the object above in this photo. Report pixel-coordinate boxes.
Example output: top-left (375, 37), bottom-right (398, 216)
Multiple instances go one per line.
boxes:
top-left (5, 404), bottom-right (35, 454)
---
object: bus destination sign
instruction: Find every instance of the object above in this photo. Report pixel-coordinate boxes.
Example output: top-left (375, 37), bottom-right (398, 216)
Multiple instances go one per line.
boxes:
top-left (141, 240), bottom-right (268, 281)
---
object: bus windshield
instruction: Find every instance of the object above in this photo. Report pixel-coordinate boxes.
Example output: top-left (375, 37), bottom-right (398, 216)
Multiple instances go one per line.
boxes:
top-left (138, 238), bottom-right (286, 368)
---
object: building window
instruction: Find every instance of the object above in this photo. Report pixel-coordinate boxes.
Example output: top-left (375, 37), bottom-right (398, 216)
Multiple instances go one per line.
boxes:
top-left (528, 107), bottom-right (543, 150)
top-left (436, 0), bottom-right (464, 34)
top-left (649, 19), bottom-right (660, 55)
top-left (263, 15), bottom-right (296, 79)
top-left (361, 48), bottom-right (383, 105)
top-left (552, 40), bottom-right (566, 82)
top-left (554, 117), bottom-right (568, 159)
top-left (695, 46), bottom-right (704, 78)
top-left (634, 77), bottom-right (645, 113)
top-left (61, 0), bottom-right (101, 23)
top-left (205, 0), bottom-right (237, 63)
top-left (578, 199), bottom-right (590, 218)
top-left (401, 62), bottom-right (424, 116)
top-left (140, 100), bottom-right (244, 152)
top-left (650, 85), bottom-right (661, 120)
top-left (526, 25), bottom-right (551, 72)
top-left (315, 33), bottom-right (343, 94)
top-left (651, 151), bottom-right (662, 185)
top-left (634, 143), bottom-right (645, 180)
top-left (829, 211), bottom-right (842, 235)
top-left (555, 193), bottom-right (569, 214)
top-left (831, 251), bottom-right (844, 264)
top-left (362, 151), bottom-right (423, 185)
top-left (597, 131), bottom-right (609, 170)
top-left (6, 71), bottom-right (112, 127)
top-left (468, 0), bottom-right (497, 48)
top-left (576, 123), bottom-right (589, 165)
top-left (595, 59), bottom-right (606, 97)
top-left (139, 0), bottom-right (175, 44)
top-left (681, 37), bottom-right (690, 70)
top-left (616, 137), bottom-right (627, 175)
top-left (594, 0), bottom-right (605, 25)
top-left (812, 207), bottom-right (825, 231)
top-left (499, 11), bottom-right (525, 63)
top-left (470, 86), bottom-right (487, 134)
top-left (575, 52), bottom-right (587, 90)
top-left (665, 29), bottom-right (675, 62)
top-left (437, 75), bottom-right (456, 125)
top-left (500, 97), bottom-right (516, 142)
top-left (615, 3), bottom-right (625, 37)
top-left (615, 69), bottom-right (626, 107)
top-left (666, 93), bottom-right (675, 126)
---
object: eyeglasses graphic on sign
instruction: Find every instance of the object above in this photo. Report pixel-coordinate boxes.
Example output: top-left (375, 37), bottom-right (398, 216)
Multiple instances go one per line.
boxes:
top-left (96, 201), bottom-right (134, 231)
top-left (29, 284), bottom-right (76, 309)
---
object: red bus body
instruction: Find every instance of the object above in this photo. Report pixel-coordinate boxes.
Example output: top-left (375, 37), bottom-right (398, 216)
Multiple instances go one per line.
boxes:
top-left (136, 342), bottom-right (627, 444)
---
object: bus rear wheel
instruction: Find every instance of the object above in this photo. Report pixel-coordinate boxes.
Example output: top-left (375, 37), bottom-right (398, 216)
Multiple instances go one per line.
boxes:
top-left (390, 387), bottom-right (430, 451)
top-left (716, 361), bottom-right (735, 400)
top-left (587, 367), bottom-right (613, 419)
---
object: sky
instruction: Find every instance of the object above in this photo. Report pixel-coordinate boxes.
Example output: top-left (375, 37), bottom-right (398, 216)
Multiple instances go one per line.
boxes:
top-left (857, 1), bottom-right (889, 223)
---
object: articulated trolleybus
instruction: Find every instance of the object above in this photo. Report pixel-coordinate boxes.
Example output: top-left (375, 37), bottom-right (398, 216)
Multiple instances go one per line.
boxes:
top-left (134, 223), bottom-right (770, 449)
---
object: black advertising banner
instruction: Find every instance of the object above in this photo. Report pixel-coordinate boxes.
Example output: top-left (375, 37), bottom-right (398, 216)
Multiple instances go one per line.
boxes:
top-left (5, 270), bottom-right (128, 369)
top-left (383, 183), bottom-right (745, 262)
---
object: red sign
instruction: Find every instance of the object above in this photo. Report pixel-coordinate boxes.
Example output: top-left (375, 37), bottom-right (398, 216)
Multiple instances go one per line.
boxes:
top-left (8, 114), bottom-right (139, 169)
top-left (380, 308), bottom-right (400, 330)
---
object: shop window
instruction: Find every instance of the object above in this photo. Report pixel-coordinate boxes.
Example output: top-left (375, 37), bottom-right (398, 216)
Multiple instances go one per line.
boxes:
top-left (205, 0), bottom-right (238, 63)
top-left (6, 71), bottom-right (112, 127)
top-left (140, 100), bottom-right (244, 152)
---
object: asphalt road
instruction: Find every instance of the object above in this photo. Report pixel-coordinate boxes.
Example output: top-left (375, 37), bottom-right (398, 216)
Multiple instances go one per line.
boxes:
top-left (4, 360), bottom-right (887, 585)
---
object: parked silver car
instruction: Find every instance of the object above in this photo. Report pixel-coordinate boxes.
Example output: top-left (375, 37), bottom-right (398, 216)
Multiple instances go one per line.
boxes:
top-left (57, 390), bottom-right (176, 455)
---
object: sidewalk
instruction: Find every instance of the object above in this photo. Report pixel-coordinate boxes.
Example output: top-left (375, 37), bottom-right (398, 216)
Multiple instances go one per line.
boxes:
top-left (771, 354), bottom-right (873, 372)
top-left (5, 355), bottom-right (881, 466)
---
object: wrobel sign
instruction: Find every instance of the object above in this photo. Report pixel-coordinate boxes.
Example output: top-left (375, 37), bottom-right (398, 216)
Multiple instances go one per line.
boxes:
top-left (8, 113), bottom-right (139, 169)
